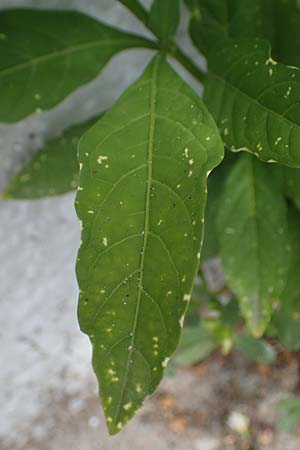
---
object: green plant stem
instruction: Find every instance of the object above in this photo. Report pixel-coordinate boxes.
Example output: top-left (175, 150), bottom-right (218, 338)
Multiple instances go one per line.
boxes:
top-left (117, 0), bottom-right (206, 84)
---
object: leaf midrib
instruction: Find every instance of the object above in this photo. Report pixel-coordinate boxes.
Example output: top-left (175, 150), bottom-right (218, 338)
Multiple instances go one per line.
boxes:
top-left (112, 56), bottom-right (159, 426)
top-left (0, 38), bottom-right (148, 78)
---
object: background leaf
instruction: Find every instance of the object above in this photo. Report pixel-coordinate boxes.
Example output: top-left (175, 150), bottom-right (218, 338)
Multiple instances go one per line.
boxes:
top-left (0, 9), bottom-right (156, 123)
top-left (277, 397), bottom-right (300, 431)
top-left (3, 117), bottom-right (99, 199)
top-left (75, 55), bottom-right (224, 434)
top-left (148, 0), bottom-right (180, 41)
top-left (217, 153), bottom-right (290, 336)
top-left (184, 0), bottom-right (274, 56)
top-left (173, 324), bottom-right (215, 366)
top-left (234, 332), bottom-right (276, 363)
top-left (204, 39), bottom-right (300, 168)
top-left (201, 151), bottom-right (236, 262)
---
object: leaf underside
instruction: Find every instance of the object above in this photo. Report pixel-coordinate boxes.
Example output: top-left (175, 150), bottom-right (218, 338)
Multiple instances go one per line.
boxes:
top-left (204, 39), bottom-right (300, 168)
top-left (0, 9), bottom-right (155, 123)
top-left (3, 117), bottom-right (99, 199)
top-left (75, 55), bottom-right (223, 434)
top-left (217, 153), bottom-right (290, 336)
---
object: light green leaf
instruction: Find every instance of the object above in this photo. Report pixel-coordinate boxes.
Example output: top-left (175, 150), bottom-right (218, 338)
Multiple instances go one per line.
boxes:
top-left (184, 0), bottom-right (274, 56)
top-left (204, 39), bottom-right (300, 168)
top-left (217, 153), bottom-right (290, 336)
top-left (3, 117), bottom-right (99, 199)
top-left (75, 55), bottom-right (224, 434)
top-left (148, 0), bottom-right (180, 41)
top-left (173, 324), bottom-right (215, 366)
top-left (0, 9), bottom-right (156, 123)
top-left (234, 332), bottom-right (276, 363)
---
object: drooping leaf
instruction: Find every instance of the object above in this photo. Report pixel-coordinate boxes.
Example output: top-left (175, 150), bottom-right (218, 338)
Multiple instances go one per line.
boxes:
top-left (280, 206), bottom-right (300, 306)
top-left (75, 55), bottom-right (224, 434)
top-left (234, 332), bottom-right (276, 364)
top-left (282, 167), bottom-right (300, 206)
top-left (204, 39), bottom-right (300, 168)
top-left (173, 324), bottom-right (215, 366)
top-left (0, 9), bottom-right (156, 123)
top-left (184, 0), bottom-right (275, 56)
top-left (148, 0), bottom-right (180, 41)
top-left (268, 206), bottom-right (300, 351)
top-left (217, 153), bottom-right (290, 336)
top-left (3, 117), bottom-right (99, 199)
top-left (201, 150), bottom-right (236, 262)
top-left (274, 0), bottom-right (300, 67)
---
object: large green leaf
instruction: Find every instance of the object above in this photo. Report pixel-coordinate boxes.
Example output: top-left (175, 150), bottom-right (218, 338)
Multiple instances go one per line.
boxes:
top-left (204, 39), bottom-right (300, 168)
top-left (184, 0), bottom-right (274, 56)
top-left (274, 0), bottom-right (300, 67)
top-left (217, 153), bottom-right (290, 336)
top-left (75, 55), bottom-right (223, 434)
top-left (148, 0), bottom-right (180, 41)
top-left (3, 117), bottom-right (99, 199)
top-left (0, 9), bottom-right (156, 123)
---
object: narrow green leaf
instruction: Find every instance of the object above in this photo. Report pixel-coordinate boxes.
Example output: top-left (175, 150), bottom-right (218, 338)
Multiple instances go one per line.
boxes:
top-left (148, 0), bottom-right (180, 41)
top-left (3, 117), bottom-right (99, 199)
top-left (75, 55), bottom-right (223, 434)
top-left (234, 332), bottom-right (276, 364)
top-left (204, 39), bottom-right (300, 168)
top-left (184, 0), bottom-right (274, 56)
top-left (0, 9), bottom-right (156, 123)
top-left (217, 153), bottom-right (290, 336)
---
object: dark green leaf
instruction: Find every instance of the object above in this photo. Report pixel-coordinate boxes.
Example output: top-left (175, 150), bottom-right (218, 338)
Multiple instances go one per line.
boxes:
top-left (148, 0), bottom-right (180, 41)
top-left (277, 396), bottom-right (300, 431)
top-left (173, 324), bottom-right (215, 366)
top-left (0, 9), bottom-right (156, 123)
top-left (75, 55), bottom-right (224, 434)
top-left (234, 332), bottom-right (276, 363)
top-left (185, 0), bottom-right (274, 56)
top-left (272, 310), bottom-right (300, 351)
top-left (274, 0), bottom-right (300, 67)
top-left (3, 117), bottom-right (99, 199)
top-left (204, 39), bottom-right (300, 168)
top-left (217, 153), bottom-right (290, 336)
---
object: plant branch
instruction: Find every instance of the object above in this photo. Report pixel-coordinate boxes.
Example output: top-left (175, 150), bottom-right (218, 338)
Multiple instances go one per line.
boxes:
top-left (117, 0), bottom-right (206, 84)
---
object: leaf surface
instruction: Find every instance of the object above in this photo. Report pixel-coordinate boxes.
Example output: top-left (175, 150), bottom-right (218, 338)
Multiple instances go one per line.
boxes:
top-left (217, 153), bottom-right (290, 336)
top-left (184, 0), bottom-right (274, 56)
top-left (204, 39), bottom-right (300, 168)
top-left (3, 117), bottom-right (98, 199)
top-left (75, 55), bottom-right (223, 434)
top-left (148, 0), bottom-right (180, 41)
top-left (0, 9), bottom-right (156, 123)
top-left (274, 0), bottom-right (300, 67)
